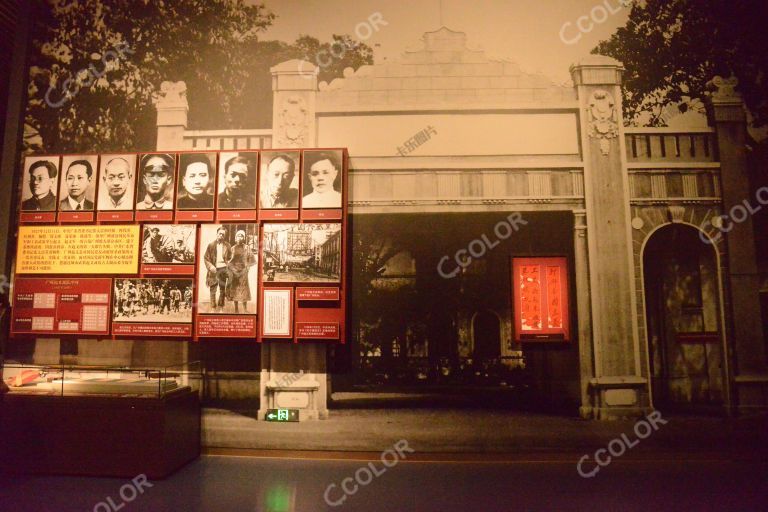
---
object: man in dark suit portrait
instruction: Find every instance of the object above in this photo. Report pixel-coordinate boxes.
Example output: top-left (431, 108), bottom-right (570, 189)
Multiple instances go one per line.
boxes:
top-left (21, 160), bottom-right (58, 211)
top-left (203, 226), bottom-right (232, 313)
top-left (59, 159), bottom-right (95, 211)
top-left (218, 155), bottom-right (255, 209)
top-left (260, 153), bottom-right (299, 208)
top-left (177, 153), bottom-right (215, 209)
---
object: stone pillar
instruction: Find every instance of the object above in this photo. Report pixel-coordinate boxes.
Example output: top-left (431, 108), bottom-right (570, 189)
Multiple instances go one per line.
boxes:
top-left (573, 210), bottom-right (594, 418)
top-left (570, 56), bottom-right (646, 419)
top-left (270, 60), bottom-right (317, 148)
top-left (261, 60), bottom-right (326, 419)
top-left (706, 76), bottom-right (768, 411)
top-left (155, 81), bottom-right (188, 151)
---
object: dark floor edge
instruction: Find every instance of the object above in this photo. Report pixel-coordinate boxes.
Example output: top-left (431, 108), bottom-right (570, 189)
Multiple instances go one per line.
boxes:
top-left (201, 447), bottom-right (765, 463)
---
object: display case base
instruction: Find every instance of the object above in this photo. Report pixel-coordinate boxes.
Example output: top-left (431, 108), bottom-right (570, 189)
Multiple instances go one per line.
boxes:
top-left (0, 388), bottom-right (200, 479)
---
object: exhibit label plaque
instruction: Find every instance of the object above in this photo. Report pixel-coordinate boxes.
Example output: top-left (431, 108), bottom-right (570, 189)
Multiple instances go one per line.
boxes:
top-left (296, 322), bottom-right (339, 339)
top-left (197, 315), bottom-right (257, 338)
top-left (11, 278), bottom-right (112, 335)
top-left (16, 225), bottom-right (140, 274)
top-left (261, 288), bottom-right (293, 338)
top-left (296, 287), bottom-right (340, 301)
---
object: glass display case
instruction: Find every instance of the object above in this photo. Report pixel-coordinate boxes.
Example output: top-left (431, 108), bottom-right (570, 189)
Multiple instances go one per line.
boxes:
top-left (2, 360), bottom-right (202, 398)
top-left (1, 359), bottom-right (203, 478)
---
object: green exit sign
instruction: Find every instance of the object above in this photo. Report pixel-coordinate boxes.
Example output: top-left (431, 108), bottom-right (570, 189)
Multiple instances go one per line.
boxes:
top-left (265, 408), bottom-right (299, 422)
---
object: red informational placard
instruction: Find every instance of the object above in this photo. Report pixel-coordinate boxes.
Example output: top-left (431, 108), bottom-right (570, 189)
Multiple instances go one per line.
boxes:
top-left (197, 315), bottom-right (257, 338)
top-left (135, 210), bottom-right (173, 222)
top-left (296, 322), bottom-right (339, 340)
top-left (301, 209), bottom-right (342, 220)
top-left (176, 210), bottom-right (214, 222)
top-left (20, 212), bottom-right (56, 223)
top-left (141, 264), bottom-right (195, 276)
top-left (217, 210), bottom-right (257, 221)
top-left (512, 257), bottom-right (570, 342)
top-left (113, 323), bottom-right (192, 337)
top-left (97, 211), bottom-right (134, 222)
top-left (294, 303), bottom-right (343, 341)
top-left (58, 211), bottom-right (94, 223)
top-left (260, 209), bottom-right (299, 221)
top-left (296, 287), bottom-right (340, 301)
top-left (11, 278), bottom-right (112, 335)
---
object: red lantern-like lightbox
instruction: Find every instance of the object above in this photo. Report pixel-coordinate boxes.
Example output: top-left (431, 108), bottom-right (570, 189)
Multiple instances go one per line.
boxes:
top-left (512, 256), bottom-right (570, 342)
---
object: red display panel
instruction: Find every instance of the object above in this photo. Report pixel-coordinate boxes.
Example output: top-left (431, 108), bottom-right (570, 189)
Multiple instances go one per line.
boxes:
top-left (294, 304), bottom-right (342, 341)
top-left (296, 322), bottom-right (339, 339)
top-left (176, 210), bottom-right (214, 222)
top-left (196, 315), bottom-right (257, 338)
top-left (58, 211), bottom-right (94, 223)
top-left (20, 212), bottom-right (56, 223)
top-left (12, 148), bottom-right (348, 344)
top-left (142, 264), bottom-right (195, 276)
top-left (11, 278), bottom-right (112, 335)
top-left (97, 211), bottom-right (134, 222)
top-left (512, 257), bottom-right (570, 342)
top-left (135, 210), bottom-right (173, 222)
top-left (217, 210), bottom-right (257, 221)
top-left (301, 209), bottom-right (342, 220)
top-left (113, 323), bottom-right (192, 337)
top-left (260, 209), bottom-right (299, 221)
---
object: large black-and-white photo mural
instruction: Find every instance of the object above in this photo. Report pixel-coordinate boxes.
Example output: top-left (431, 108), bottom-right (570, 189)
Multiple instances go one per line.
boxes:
top-left (9, 2), bottom-right (768, 494)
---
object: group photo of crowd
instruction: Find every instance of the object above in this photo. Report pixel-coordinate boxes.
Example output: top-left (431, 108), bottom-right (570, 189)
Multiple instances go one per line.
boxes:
top-left (112, 278), bottom-right (194, 323)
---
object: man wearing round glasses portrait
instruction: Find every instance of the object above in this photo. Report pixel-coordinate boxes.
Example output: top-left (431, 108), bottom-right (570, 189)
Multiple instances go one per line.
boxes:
top-left (137, 153), bottom-right (175, 210)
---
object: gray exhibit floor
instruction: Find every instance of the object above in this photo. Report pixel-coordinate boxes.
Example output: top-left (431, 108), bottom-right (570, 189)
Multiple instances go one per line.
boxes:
top-left (203, 403), bottom-right (768, 456)
top-left (2, 405), bottom-right (767, 511)
top-left (1, 455), bottom-right (766, 511)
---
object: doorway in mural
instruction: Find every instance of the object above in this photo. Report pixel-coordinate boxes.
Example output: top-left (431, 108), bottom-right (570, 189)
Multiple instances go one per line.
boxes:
top-left (643, 224), bottom-right (725, 410)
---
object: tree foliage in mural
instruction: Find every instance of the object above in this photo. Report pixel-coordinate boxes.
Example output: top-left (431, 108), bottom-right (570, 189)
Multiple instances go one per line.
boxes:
top-left (349, 217), bottom-right (414, 361)
top-left (227, 34), bottom-right (374, 131)
top-left (25, 0), bottom-right (373, 153)
top-left (594, 0), bottom-right (768, 127)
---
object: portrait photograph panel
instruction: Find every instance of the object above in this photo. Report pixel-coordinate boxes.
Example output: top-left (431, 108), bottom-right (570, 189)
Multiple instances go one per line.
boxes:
top-left (21, 156), bottom-right (60, 212)
top-left (136, 153), bottom-right (176, 210)
top-left (217, 151), bottom-right (258, 210)
top-left (142, 224), bottom-right (197, 265)
top-left (57, 155), bottom-right (97, 212)
top-left (262, 223), bottom-right (342, 283)
top-left (177, 152), bottom-right (217, 210)
top-left (197, 223), bottom-right (259, 314)
top-left (112, 278), bottom-right (193, 323)
top-left (97, 154), bottom-right (137, 211)
top-left (259, 150), bottom-right (300, 209)
top-left (301, 150), bottom-right (343, 209)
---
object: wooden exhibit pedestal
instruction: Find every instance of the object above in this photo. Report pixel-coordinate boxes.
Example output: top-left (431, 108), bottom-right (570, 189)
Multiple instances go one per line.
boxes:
top-left (0, 388), bottom-right (200, 479)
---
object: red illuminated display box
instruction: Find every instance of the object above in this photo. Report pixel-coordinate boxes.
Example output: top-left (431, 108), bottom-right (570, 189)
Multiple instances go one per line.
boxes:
top-left (512, 257), bottom-right (570, 342)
